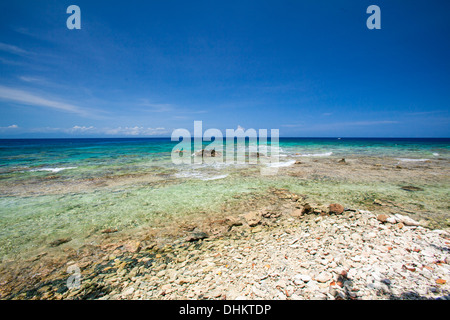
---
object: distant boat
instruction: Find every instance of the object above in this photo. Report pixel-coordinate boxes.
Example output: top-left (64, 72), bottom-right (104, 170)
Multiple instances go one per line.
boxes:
top-left (337, 138), bottom-right (341, 140)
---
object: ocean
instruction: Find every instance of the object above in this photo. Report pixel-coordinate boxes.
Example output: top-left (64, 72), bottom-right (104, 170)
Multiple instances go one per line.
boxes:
top-left (0, 138), bottom-right (449, 260)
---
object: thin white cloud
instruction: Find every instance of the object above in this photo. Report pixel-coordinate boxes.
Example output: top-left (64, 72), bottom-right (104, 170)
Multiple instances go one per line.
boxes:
top-left (0, 85), bottom-right (97, 117)
top-left (345, 120), bottom-right (399, 126)
top-left (102, 126), bottom-right (167, 136)
top-left (406, 111), bottom-right (446, 116)
top-left (0, 42), bottom-right (28, 55)
top-left (281, 120), bottom-right (399, 131)
top-left (136, 99), bottom-right (208, 115)
top-left (18, 76), bottom-right (46, 83)
top-left (138, 99), bottom-right (173, 112)
top-left (0, 57), bottom-right (24, 66)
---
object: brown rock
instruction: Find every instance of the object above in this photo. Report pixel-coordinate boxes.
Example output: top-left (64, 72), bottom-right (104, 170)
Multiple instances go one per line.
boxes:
top-left (225, 216), bottom-right (242, 227)
top-left (125, 241), bottom-right (142, 253)
top-left (185, 232), bottom-right (209, 242)
top-left (436, 279), bottom-right (447, 285)
top-left (377, 214), bottom-right (389, 223)
top-left (291, 209), bottom-right (303, 218)
top-left (338, 158), bottom-right (346, 164)
top-left (243, 211), bottom-right (262, 227)
top-left (101, 228), bottom-right (118, 234)
top-left (397, 222), bottom-right (404, 229)
top-left (302, 204), bottom-right (312, 214)
top-left (262, 210), bottom-right (282, 219)
top-left (329, 203), bottom-right (344, 215)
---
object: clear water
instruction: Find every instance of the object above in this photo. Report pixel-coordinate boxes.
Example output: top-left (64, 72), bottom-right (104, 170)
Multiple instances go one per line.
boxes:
top-left (0, 138), bottom-right (449, 260)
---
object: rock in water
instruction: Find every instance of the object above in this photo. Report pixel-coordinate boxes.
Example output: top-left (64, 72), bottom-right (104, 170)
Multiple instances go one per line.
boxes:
top-left (101, 228), bottom-right (118, 234)
top-left (401, 186), bottom-right (424, 192)
top-left (186, 232), bottom-right (209, 242)
top-left (225, 216), bottom-right (242, 227)
top-left (329, 203), bottom-right (344, 215)
top-left (49, 238), bottom-right (72, 247)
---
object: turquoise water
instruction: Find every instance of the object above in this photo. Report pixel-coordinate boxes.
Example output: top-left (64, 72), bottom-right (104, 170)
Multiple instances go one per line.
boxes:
top-left (1, 138), bottom-right (448, 178)
top-left (0, 138), bottom-right (449, 260)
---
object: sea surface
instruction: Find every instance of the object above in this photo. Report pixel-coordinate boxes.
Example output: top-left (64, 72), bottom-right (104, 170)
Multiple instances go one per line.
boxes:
top-left (0, 138), bottom-right (449, 260)
top-left (1, 137), bottom-right (448, 176)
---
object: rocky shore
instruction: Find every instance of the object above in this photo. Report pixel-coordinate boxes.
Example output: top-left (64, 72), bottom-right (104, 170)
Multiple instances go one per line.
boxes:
top-left (1, 188), bottom-right (449, 300)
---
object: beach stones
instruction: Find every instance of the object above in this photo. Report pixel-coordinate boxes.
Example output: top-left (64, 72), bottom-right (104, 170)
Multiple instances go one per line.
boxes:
top-left (393, 214), bottom-right (420, 226)
top-left (302, 204), bottom-right (313, 214)
top-left (291, 209), bottom-right (303, 218)
top-left (124, 241), bottom-right (142, 253)
top-left (315, 272), bottom-right (333, 283)
top-left (5, 185), bottom-right (450, 301)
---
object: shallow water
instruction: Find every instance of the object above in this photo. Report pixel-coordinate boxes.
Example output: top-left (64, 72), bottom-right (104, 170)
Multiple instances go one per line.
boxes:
top-left (0, 138), bottom-right (449, 261)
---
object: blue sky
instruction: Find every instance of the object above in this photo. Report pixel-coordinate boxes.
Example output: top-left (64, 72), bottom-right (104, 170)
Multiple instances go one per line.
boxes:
top-left (0, 0), bottom-right (449, 138)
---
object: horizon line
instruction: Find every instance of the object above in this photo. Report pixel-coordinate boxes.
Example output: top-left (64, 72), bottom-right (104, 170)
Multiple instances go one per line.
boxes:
top-left (0, 136), bottom-right (449, 140)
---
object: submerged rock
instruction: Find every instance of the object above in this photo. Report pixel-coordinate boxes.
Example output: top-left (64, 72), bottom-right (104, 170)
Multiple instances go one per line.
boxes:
top-left (101, 228), bottom-right (118, 234)
top-left (49, 238), bottom-right (71, 247)
top-left (401, 186), bottom-right (424, 192)
top-left (186, 231), bottom-right (209, 242)
top-left (242, 211), bottom-right (262, 227)
top-left (225, 216), bottom-right (243, 227)
top-left (193, 149), bottom-right (222, 158)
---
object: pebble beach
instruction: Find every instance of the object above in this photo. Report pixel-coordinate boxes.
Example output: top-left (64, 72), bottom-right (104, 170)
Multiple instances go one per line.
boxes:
top-left (1, 188), bottom-right (449, 300)
top-left (0, 138), bottom-right (449, 300)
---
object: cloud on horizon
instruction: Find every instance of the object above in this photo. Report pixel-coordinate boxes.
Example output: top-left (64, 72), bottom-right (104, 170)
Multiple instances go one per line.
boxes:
top-left (0, 125), bottom-right (168, 137)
